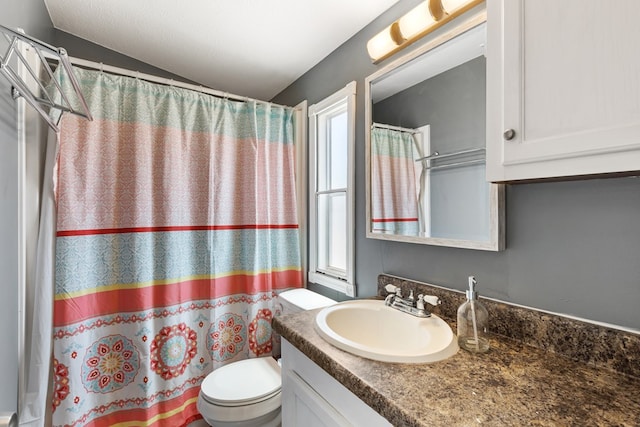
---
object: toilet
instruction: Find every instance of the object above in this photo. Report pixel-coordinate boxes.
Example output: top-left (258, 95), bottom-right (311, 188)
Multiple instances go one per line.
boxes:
top-left (197, 289), bottom-right (336, 426)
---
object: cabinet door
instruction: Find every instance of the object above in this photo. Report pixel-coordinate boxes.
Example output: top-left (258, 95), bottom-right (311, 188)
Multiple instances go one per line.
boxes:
top-left (280, 340), bottom-right (392, 427)
top-left (282, 369), bottom-right (351, 427)
top-left (486, 0), bottom-right (640, 181)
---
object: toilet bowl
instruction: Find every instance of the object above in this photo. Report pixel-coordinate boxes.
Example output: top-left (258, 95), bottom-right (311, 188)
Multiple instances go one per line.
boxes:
top-left (197, 357), bottom-right (282, 427)
top-left (197, 289), bottom-right (335, 426)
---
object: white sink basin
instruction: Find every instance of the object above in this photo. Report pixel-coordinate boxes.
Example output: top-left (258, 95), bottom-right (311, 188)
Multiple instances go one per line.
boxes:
top-left (315, 299), bottom-right (458, 364)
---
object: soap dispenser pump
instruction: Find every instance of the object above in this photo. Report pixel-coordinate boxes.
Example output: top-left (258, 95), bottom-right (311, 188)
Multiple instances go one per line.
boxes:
top-left (457, 276), bottom-right (489, 353)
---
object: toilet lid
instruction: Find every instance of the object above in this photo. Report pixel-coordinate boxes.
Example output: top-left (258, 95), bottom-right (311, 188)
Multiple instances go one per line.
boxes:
top-left (200, 357), bottom-right (281, 406)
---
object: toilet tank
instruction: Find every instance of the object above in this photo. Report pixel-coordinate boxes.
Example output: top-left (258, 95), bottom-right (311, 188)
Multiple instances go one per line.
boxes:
top-left (278, 288), bottom-right (335, 315)
top-left (272, 289), bottom-right (335, 358)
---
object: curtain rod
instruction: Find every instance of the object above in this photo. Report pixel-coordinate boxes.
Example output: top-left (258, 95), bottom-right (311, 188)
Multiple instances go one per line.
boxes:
top-left (68, 56), bottom-right (291, 109)
top-left (372, 122), bottom-right (419, 134)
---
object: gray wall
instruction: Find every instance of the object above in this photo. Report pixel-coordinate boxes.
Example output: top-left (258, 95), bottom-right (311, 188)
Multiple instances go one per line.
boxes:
top-left (52, 30), bottom-right (196, 82)
top-left (272, 0), bottom-right (640, 331)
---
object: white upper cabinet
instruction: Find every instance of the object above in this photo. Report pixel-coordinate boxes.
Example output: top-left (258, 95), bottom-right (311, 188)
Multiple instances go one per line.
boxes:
top-left (486, 0), bottom-right (640, 182)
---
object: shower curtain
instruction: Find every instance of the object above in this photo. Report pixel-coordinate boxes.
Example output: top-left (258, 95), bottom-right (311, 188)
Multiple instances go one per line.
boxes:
top-left (50, 68), bottom-right (302, 427)
top-left (371, 126), bottom-right (420, 235)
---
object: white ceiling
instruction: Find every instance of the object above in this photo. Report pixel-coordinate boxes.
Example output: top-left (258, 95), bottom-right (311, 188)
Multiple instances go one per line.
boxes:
top-left (44, 0), bottom-right (400, 101)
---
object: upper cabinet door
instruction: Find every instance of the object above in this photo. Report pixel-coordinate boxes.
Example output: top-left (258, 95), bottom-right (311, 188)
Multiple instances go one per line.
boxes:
top-left (486, 0), bottom-right (640, 182)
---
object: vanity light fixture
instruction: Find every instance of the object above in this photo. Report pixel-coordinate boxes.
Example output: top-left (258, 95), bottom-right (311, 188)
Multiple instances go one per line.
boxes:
top-left (366, 0), bottom-right (484, 62)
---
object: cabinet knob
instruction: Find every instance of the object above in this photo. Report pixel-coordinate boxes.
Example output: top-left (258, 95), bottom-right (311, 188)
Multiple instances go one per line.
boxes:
top-left (503, 129), bottom-right (516, 141)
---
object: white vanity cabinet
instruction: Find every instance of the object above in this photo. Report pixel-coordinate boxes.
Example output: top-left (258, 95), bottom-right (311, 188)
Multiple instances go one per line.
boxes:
top-left (280, 340), bottom-right (392, 427)
top-left (486, 0), bottom-right (640, 182)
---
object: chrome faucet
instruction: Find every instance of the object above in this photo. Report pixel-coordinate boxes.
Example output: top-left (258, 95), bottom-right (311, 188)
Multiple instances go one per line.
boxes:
top-left (384, 284), bottom-right (441, 318)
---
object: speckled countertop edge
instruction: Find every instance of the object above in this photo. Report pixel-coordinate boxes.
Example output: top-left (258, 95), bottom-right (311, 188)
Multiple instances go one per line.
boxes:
top-left (273, 287), bottom-right (640, 426)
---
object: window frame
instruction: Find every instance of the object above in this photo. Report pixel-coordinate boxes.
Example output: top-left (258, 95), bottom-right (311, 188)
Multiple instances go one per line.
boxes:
top-left (308, 81), bottom-right (356, 297)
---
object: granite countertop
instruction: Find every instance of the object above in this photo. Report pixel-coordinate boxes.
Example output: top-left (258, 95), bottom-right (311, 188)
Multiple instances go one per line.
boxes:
top-left (273, 308), bottom-right (640, 427)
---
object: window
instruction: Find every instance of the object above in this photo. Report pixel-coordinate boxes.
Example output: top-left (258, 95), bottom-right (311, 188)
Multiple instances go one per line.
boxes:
top-left (308, 82), bottom-right (356, 296)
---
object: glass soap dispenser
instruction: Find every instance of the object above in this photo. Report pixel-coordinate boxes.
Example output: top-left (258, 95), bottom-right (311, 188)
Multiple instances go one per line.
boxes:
top-left (457, 276), bottom-right (489, 353)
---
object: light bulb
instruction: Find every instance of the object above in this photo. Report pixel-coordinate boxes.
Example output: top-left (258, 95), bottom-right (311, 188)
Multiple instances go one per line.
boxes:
top-left (367, 25), bottom-right (400, 61)
top-left (441, 0), bottom-right (470, 15)
top-left (398, 2), bottom-right (437, 40)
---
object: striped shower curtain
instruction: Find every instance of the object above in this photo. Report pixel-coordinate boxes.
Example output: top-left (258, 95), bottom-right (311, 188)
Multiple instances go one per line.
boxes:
top-left (51, 68), bottom-right (302, 426)
top-left (371, 126), bottom-right (421, 235)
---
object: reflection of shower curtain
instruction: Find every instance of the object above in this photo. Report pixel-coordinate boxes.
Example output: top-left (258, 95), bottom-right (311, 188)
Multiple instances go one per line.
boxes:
top-left (371, 126), bottom-right (420, 235)
top-left (51, 68), bottom-right (302, 426)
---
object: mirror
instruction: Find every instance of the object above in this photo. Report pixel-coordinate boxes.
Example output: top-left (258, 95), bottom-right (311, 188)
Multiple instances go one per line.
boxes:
top-left (365, 16), bottom-right (504, 251)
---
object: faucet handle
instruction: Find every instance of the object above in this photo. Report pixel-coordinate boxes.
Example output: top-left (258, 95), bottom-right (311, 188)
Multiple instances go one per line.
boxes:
top-left (384, 284), bottom-right (399, 306)
top-left (384, 284), bottom-right (398, 294)
top-left (417, 294), bottom-right (442, 310)
top-left (384, 284), bottom-right (403, 297)
top-left (421, 295), bottom-right (441, 306)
